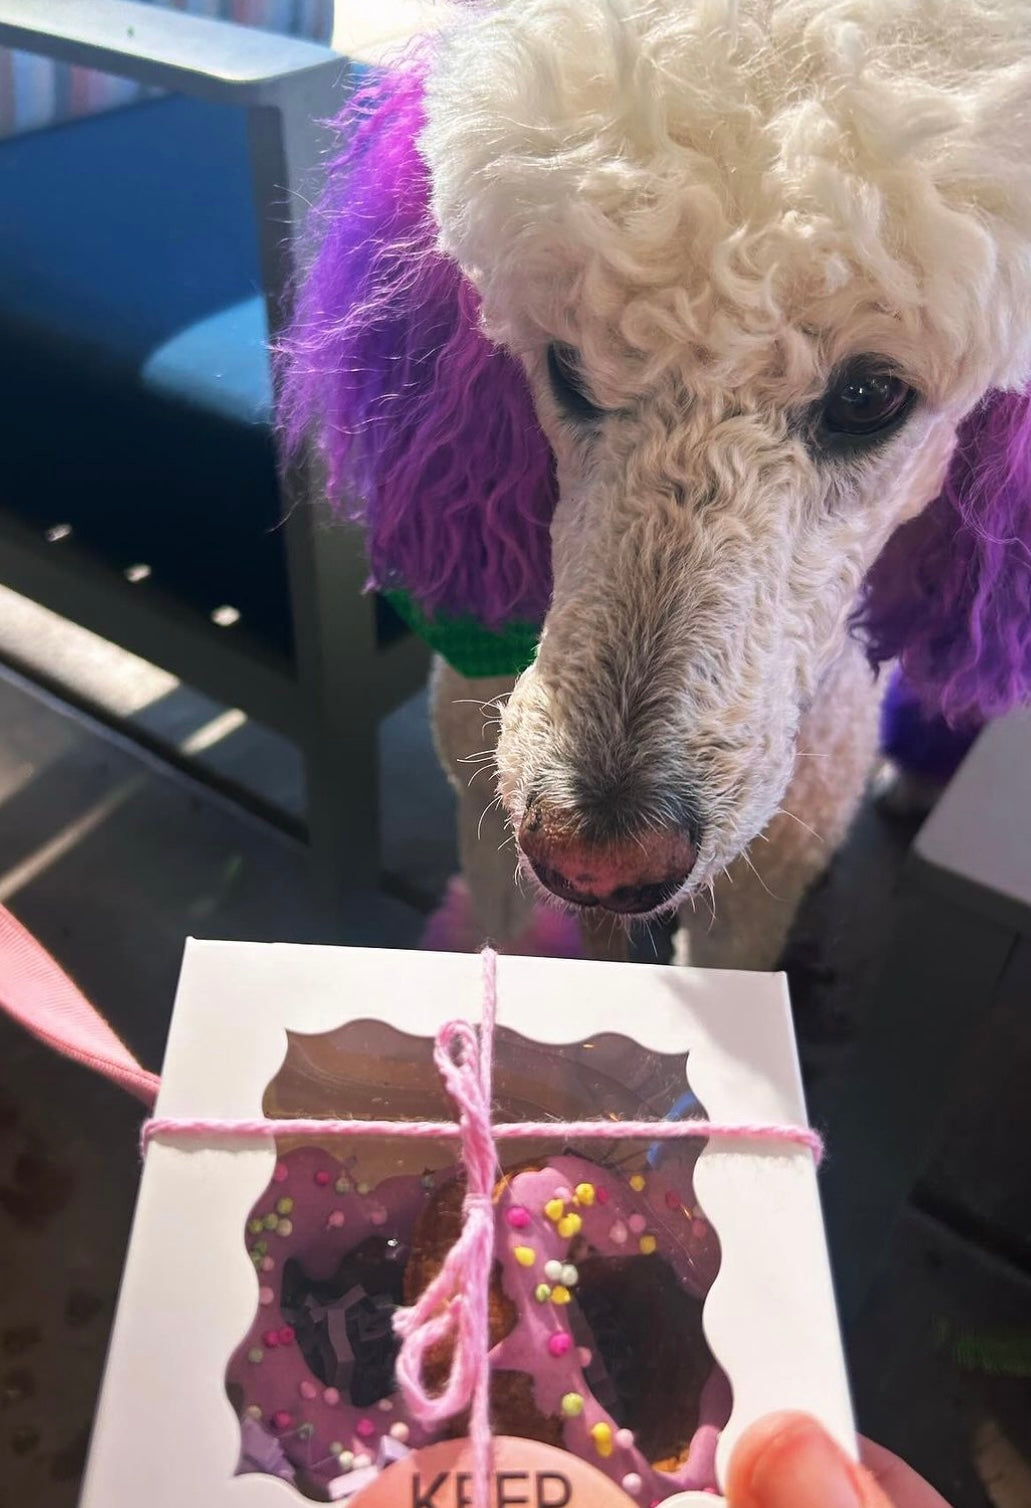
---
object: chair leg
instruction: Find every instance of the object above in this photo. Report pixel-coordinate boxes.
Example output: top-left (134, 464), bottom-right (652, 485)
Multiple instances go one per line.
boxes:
top-left (275, 489), bottom-right (386, 929)
top-left (301, 713), bottom-right (381, 929)
top-left (813, 883), bottom-right (1015, 1324)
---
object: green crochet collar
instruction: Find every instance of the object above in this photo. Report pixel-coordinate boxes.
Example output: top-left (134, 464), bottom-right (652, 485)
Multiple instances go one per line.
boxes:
top-left (384, 590), bottom-right (540, 680)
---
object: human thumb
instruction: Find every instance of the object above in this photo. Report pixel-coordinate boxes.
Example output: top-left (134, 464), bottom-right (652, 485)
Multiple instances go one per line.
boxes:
top-left (725, 1412), bottom-right (894, 1508)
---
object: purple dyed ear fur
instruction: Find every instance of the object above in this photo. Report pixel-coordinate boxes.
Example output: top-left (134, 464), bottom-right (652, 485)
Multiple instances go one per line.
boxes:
top-left (880, 669), bottom-right (980, 783)
top-left (856, 389), bottom-right (1031, 725)
top-left (278, 64), bottom-right (556, 629)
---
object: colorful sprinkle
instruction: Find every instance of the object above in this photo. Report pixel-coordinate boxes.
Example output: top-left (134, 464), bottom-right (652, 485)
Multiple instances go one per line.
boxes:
top-left (554, 1184), bottom-right (573, 1202)
top-left (327, 1211), bottom-right (346, 1229)
top-left (247, 1348), bottom-right (264, 1365)
top-left (273, 1162), bottom-right (288, 1184)
top-left (544, 1198), bottom-right (565, 1223)
top-left (315, 1170), bottom-right (331, 1187)
top-left (557, 1213), bottom-right (583, 1239)
top-left (665, 1190), bottom-right (682, 1211)
top-left (323, 1388), bottom-right (340, 1406)
top-left (609, 1220), bottom-right (628, 1246)
top-left (299, 1380), bottom-right (318, 1400)
top-left (253, 1241), bottom-right (268, 1257)
top-left (278, 1326), bottom-right (295, 1345)
top-left (245, 1404), bottom-right (262, 1421)
top-left (547, 1334), bottom-right (572, 1358)
top-left (615, 1429), bottom-right (635, 1450)
top-left (693, 1217), bottom-right (710, 1239)
top-left (639, 1234), bottom-right (658, 1256)
top-left (561, 1393), bottom-right (584, 1418)
top-left (262, 1330), bottom-right (280, 1348)
top-left (258, 1286), bottom-right (274, 1307)
top-left (260, 1256), bottom-right (275, 1274)
top-left (534, 1284), bottom-right (552, 1303)
top-left (506, 1206), bottom-right (531, 1230)
top-left (560, 1263), bottom-right (579, 1287)
top-left (514, 1246), bottom-right (537, 1268)
top-left (263, 1212), bottom-right (279, 1231)
top-left (356, 1418), bottom-right (376, 1440)
top-left (591, 1422), bottom-right (614, 1458)
top-left (329, 1442), bottom-right (346, 1458)
top-left (595, 1187), bottom-right (610, 1205)
top-left (629, 1174), bottom-right (646, 1192)
top-left (356, 1182), bottom-right (371, 1196)
top-left (577, 1348), bottom-right (593, 1368)
top-left (551, 1285), bottom-right (572, 1306)
top-left (378, 1399), bottom-right (394, 1414)
top-left (354, 1453), bottom-right (373, 1470)
top-left (369, 1206), bottom-right (388, 1227)
top-left (621, 1473), bottom-right (643, 1495)
top-left (390, 1423), bottom-right (410, 1443)
top-left (574, 1182), bottom-right (596, 1207)
top-left (544, 1259), bottom-right (563, 1281)
top-left (247, 1218), bottom-right (264, 1236)
top-left (276, 1197), bottom-right (295, 1216)
top-left (628, 1214), bottom-right (647, 1236)
top-left (272, 1411), bottom-right (293, 1432)
top-left (335, 1177), bottom-right (351, 1195)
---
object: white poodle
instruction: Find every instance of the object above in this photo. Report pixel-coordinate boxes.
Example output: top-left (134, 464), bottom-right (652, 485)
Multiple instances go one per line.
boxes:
top-left (287, 0), bottom-right (1031, 968)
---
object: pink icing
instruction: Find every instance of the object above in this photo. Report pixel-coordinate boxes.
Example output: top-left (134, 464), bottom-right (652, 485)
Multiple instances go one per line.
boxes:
top-left (488, 1155), bottom-right (728, 1499)
top-left (227, 1146), bottom-right (727, 1500)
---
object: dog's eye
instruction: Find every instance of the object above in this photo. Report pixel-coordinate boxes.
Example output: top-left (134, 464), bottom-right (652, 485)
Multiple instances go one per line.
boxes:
top-left (546, 344), bottom-right (604, 423)
top-left (822, 362), bottom-right (915, 438)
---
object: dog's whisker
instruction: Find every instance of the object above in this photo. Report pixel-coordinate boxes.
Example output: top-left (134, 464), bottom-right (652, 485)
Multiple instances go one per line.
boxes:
top-left (775, 807), bottom-right (824, 843)
top-left (740, 849), bottom-right (783, 902)
top-left (476, 792), bottom-right (504, 834)
top-left (704, 880), bottom-right (718, 933)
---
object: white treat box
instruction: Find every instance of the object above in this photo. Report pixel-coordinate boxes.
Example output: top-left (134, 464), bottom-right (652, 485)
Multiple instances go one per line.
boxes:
top-left (80, 941), bottom-right (854, 1508)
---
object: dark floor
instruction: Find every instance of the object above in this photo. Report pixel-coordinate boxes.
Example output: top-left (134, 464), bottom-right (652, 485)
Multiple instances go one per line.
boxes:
top-left (0, 655), bottom-right (1026, 1508)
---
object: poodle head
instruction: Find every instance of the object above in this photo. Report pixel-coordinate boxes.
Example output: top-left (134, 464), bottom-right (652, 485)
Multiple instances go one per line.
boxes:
top-left (419, 0), bottom-right (1031, 914)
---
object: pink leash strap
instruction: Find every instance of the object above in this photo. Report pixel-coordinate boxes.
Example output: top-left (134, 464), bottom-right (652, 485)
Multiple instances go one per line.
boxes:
top-left (0, 903), bottom-right (160, 1108)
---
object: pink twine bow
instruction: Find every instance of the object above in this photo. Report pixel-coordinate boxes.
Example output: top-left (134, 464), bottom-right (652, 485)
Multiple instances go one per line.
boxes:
top-left (392, 958), bottom-right (500, 1508)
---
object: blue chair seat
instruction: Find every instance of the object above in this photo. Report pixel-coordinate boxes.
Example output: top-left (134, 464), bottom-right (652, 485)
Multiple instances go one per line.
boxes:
top-left (0, 93), bottom-right (291, 656)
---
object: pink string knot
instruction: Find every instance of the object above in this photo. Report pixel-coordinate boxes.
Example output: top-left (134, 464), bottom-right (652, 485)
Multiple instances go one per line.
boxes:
top-left (392, 954), bottom-right (500, 1506)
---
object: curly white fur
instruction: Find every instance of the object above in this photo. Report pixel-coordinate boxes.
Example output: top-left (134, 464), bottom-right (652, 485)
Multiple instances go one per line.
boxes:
top-left (420, 0), bottom-right (1031, 960)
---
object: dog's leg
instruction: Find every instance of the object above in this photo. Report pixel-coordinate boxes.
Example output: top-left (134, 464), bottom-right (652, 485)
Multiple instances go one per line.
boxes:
top-left (430, 657), bottom-right (537, 943)
top-left (676, 642), bottom-right (883, 971)
top-left (579, 912), bottom-right (631, 963)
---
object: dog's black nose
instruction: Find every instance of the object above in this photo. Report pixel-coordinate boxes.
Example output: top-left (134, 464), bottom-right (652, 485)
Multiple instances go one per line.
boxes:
top-left (518, 803), bottom-right (698, 915)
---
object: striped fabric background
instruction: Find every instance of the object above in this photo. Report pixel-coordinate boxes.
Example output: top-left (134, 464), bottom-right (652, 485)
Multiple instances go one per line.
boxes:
top-left (0, 0), bottom-right (335, 139)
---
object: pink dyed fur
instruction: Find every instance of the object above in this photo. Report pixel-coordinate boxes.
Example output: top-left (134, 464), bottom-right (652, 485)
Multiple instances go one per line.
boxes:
top-left (421, 877), bottom-right (583, 958)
